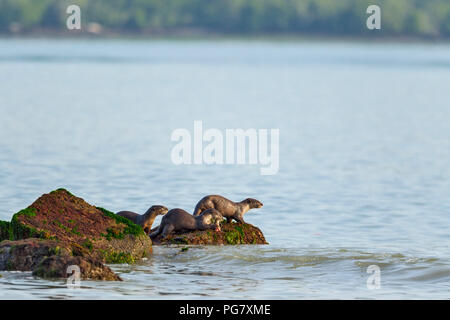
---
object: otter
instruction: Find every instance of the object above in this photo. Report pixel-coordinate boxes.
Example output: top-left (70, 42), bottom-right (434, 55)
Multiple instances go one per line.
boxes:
top-left (150, 208), bottom-right (223, 240)
top-left (193, 195), bottom-right (263, 223)
top-left (116, 205), bottom-right (168, 235)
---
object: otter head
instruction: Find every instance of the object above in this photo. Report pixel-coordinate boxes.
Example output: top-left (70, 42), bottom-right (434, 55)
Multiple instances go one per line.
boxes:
top-left (243, 198), bottom-right (263, 209)
top-left (201, 208), bottom-right (223, 232)
top-left (146, 205), bottom-right (169, 216)
top-left (143, 205), bottom-right (169, 234)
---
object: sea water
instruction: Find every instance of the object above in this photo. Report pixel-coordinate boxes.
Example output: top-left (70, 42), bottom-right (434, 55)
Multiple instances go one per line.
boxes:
top-left (0, 39), bottom-right (449, 299)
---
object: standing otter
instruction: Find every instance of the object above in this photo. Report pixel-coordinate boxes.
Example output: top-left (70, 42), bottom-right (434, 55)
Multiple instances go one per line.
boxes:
top-left (150, 208), bottom-right (223, 240)
top-left (117, 205), bottom-right (168, 235)
top-left (193, 195), bottom-right (263, 223)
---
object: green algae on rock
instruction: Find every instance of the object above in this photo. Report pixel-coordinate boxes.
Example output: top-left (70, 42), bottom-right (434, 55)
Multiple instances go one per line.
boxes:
top-left (151, 221), bottom-right (268, 245)
top-left (0, 221), bottom-right (10, 241)
top-left (0, 189), bottom-right (152, 280)
top-left (7, 188), bottom-right (151, 262)
top-left (0, 238), bottom-right (120, 281)
top-left (0, 239), bottom-right (69, 271)
top-left (96, 207), bottom-right (144, 238)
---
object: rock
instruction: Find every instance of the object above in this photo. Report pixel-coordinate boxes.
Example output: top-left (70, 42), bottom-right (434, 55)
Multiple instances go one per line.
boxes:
top-left (0, 239), bottom-right (120, 281)
top-left (8, 188), bottom-right (151, 263)
top-left (152, 221), bottom-right (268, 245)
top-left (0, 188), bottom-right (152, 280)
top-left (0, 238), bottom-right (66, 271)
top-left (0, 189), bottom-right (269, 280)
top-left (0, 221), bottom-right (10, 241)
top-left (33, 255), bottom-right (121, 281)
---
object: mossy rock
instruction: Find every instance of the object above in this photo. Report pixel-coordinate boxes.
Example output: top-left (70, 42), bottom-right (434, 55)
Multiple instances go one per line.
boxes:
top-left (5, 189), bottom-right (151, 264)
top-left (0, 188), bottom-right (152, 280)
top-left (152, 221), bottom-right (268, 245)
top-left (0, 238), bottom-right (70, 271)
top-left (0, 238), bottom-right (120, 281)
top-left (0, 221), bottom-right (10, 242)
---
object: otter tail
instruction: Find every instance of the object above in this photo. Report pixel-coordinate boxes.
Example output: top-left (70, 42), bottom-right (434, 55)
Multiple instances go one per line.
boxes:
top-left (193, 206), bottom-right (202, 216)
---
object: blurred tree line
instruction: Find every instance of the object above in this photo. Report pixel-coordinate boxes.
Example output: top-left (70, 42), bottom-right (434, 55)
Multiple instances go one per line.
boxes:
top-left (0, 0), bottom-right (449, 38)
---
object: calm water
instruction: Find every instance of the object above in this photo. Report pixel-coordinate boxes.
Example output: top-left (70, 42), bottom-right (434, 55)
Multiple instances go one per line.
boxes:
top-left (0, 39), bottom-right (449, 299)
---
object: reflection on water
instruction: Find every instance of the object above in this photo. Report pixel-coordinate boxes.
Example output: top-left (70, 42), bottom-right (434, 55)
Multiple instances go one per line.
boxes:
top-left (0, 39), bottom-right (449, 299)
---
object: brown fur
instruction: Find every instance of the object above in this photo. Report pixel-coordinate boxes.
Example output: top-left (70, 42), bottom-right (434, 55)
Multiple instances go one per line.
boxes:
top-left (193, 195), bottom-right (263, 223)
top-left (150, 208), bottom-right (223, 239)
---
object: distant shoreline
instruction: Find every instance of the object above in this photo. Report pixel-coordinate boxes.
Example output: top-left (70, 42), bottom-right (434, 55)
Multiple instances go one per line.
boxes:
top-left (1, 30), bottom-right (449, 45)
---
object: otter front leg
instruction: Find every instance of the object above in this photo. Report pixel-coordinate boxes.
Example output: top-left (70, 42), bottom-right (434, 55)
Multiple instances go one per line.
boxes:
top-left (161, 224), bottom-right (175, 239)
top-left (234, 214), bottom-right (245, 224)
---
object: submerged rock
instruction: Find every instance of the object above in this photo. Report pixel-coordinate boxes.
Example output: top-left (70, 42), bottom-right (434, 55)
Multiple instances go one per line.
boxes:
top-left (33, 255), bottom-right (121, 281)
top-left (0, 189), bottom-right (152, 280)
top-left (0, 239), bottom-right (120, 281)
top-left (152, 221), bottom-right (268, 245)
top-left (0, 239), bottom-right (65, 271)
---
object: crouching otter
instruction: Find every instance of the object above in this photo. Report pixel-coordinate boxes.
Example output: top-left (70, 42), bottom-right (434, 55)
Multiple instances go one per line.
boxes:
top-left (150, 208), bottom-right (223, 240)
top-left (117, 205), bottom-right (168, 234)
top-left (193, 195), bottom-right (263, 223)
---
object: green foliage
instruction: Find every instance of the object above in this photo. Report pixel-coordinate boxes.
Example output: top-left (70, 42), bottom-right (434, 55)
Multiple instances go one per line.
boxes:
top-left (97, 207), bottom-right (145, 237)
top-left (71, 226), bottom-right (81, 236)
top-left (54, 220), bottom-right (69, 232)
top-left (0, 221), bottom-right (10, 241)
top-left (32, 265), bottom-right (60, 278)
top-left (224, 225), bottom-right (246, 245)
top-left (225, 229), bottom-right (241, 245)
top-left (170, 237), bottom-right (188, 244)
top-left (50, 188), bottom-right (74, 197)
top-left (0, 0), bottom-right (449, 38)
top-left (9, 207), bottom-right (47, 240)
top-left (50, 245), bottom-right (63, 256)
top-left (103, 227), bottom-right (124, 240)
top-left (104, 251), bottom-right (135, 264)
top-left (53, 219), bottom-right (81, 236)
top-left (82, 239), bottom-right (93, 251)
top-left (16, 207), bottom-right (37, 218)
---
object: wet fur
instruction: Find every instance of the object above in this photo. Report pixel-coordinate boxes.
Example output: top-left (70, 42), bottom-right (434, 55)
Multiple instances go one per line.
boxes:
top-left (193, 195), bottom-right (263, 223)
top-left (117, 205), bottom-right (168, 234)
top-left (150, 208), bottom-right (223, 239)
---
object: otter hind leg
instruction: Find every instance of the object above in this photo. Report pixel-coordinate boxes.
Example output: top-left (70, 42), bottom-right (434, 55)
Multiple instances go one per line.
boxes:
top-left (234, 214), bottom-right (245, 224)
